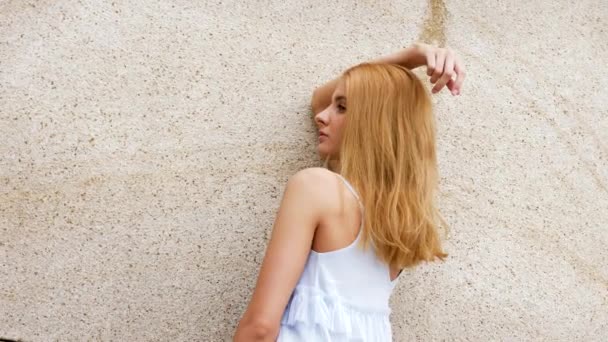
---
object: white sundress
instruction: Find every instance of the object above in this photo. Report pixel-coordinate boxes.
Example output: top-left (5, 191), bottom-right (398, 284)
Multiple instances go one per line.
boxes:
top-left (277, 174), bottom-right (398, 341)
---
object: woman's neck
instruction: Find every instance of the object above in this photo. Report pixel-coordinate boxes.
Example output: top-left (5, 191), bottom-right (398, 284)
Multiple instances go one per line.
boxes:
top-left (327, 159), bottom-right (340, 173)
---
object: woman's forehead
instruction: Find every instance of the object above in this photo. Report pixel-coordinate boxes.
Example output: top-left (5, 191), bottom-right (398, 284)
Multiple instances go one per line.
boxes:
top-left (333, 82), bottom-right (346, 99)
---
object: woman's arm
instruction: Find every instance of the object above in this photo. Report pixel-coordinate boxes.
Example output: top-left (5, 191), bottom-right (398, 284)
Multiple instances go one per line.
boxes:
top-left (311, 43), bottom-right (466, 115)
top-left (233, 168), bottom-right (329, 341)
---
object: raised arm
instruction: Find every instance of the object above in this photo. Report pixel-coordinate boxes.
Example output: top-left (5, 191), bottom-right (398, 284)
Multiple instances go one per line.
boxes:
top-left (310, 43), bottom-right (466, 115)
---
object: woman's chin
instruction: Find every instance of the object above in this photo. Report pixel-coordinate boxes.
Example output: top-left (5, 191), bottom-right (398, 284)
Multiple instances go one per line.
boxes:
top-left (318, 149), bottom-right (337, 163)
top-left (317, 145), bottom-right (328, 158)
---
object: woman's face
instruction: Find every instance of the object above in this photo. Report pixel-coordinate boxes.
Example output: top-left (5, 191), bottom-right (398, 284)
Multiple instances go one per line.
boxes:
top-left (315, 82), bottom-right (347, 159)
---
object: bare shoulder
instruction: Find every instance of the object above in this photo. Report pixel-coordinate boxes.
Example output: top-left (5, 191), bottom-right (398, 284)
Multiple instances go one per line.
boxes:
top-left (288, 167), bottom-right (338, 208)
top-left (291, 167), bottom-right (335, 179)
top-left (290, 167), bottom-right (337, 189)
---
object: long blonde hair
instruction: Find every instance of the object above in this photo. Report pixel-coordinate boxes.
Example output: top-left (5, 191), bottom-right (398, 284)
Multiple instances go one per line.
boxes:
top-left (337, 62), bottom-right (448, 269)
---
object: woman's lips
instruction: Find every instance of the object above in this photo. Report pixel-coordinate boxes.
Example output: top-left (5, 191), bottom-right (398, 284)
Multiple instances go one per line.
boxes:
top-left (319, 135), bottom-right (328, 142)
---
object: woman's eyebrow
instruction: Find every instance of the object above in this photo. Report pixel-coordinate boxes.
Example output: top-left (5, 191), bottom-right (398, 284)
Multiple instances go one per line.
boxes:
top-left (334, 95), bottom-right (346, 102)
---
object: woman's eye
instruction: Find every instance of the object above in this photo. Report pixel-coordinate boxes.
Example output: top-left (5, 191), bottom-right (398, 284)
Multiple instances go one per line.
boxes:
top-left (337, 104), bottom-right (346, 112)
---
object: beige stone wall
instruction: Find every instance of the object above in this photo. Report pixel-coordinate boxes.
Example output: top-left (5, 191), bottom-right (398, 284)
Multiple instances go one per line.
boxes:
top-left (1, 0), bottom-right (606, 340)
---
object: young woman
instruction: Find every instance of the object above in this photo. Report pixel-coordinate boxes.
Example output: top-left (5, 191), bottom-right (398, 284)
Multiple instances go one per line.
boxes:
top-left (234, 43), bottom-right (466, 341)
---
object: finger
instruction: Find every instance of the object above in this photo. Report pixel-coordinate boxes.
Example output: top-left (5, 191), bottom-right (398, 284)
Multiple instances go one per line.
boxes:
top-left (430, 50), bottom-right (445, 83)
top-left (453, 58), bottom-right (466, 94)
top-left (432, 51), bottom-right (454, 93)
top-left (446, 79), bottom-right (457, 95)
top-left (432, 69), bottom-right (452, 94)
top-left (426, 51), bottom-right (435, 77)
top-left (444, 53), bottom-right (457, 92)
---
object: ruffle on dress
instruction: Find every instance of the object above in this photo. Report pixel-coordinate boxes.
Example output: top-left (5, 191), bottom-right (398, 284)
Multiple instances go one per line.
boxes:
top-left (280, 285), bottom-right (392, 341)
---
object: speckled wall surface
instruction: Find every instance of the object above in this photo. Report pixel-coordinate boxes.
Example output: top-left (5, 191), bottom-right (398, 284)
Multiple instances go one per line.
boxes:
top-left (1, 0), bottom-right (606, 341)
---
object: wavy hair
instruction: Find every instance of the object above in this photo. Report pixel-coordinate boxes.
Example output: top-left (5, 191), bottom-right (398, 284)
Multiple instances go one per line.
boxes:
top-left (336, 62), bottom-right (448, 269)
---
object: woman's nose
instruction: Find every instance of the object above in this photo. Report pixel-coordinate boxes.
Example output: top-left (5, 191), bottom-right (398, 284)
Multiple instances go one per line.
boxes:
top-left (315, 107), bottom-right (330, 125)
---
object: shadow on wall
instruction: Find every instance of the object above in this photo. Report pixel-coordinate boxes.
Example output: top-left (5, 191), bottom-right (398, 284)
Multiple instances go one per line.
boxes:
top-left (419, 0), bottom-right (447, 45)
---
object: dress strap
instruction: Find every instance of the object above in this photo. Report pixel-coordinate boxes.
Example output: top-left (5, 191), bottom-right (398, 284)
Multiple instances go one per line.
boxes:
top-left (335, 174), bottom-right (359, 198)
top-left (335, 174), bottom-right (364, 211)
top-left (335, 173), bottom-right (365, 240)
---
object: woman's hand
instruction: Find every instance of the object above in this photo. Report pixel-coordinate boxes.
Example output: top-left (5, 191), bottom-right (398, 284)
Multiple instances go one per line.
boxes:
top-left (311, 43), bottom-right (466, 117)
top-left (411, 43), bottom-right (466, 96)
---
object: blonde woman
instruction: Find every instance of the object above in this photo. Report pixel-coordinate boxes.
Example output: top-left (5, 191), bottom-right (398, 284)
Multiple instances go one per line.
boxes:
top-left (234, 43), bottom-right (466, 341)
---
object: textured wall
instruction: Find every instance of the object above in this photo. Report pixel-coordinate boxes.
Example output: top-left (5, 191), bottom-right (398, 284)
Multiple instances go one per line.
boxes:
top-left (1, 0), bottom-right (607, 341)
